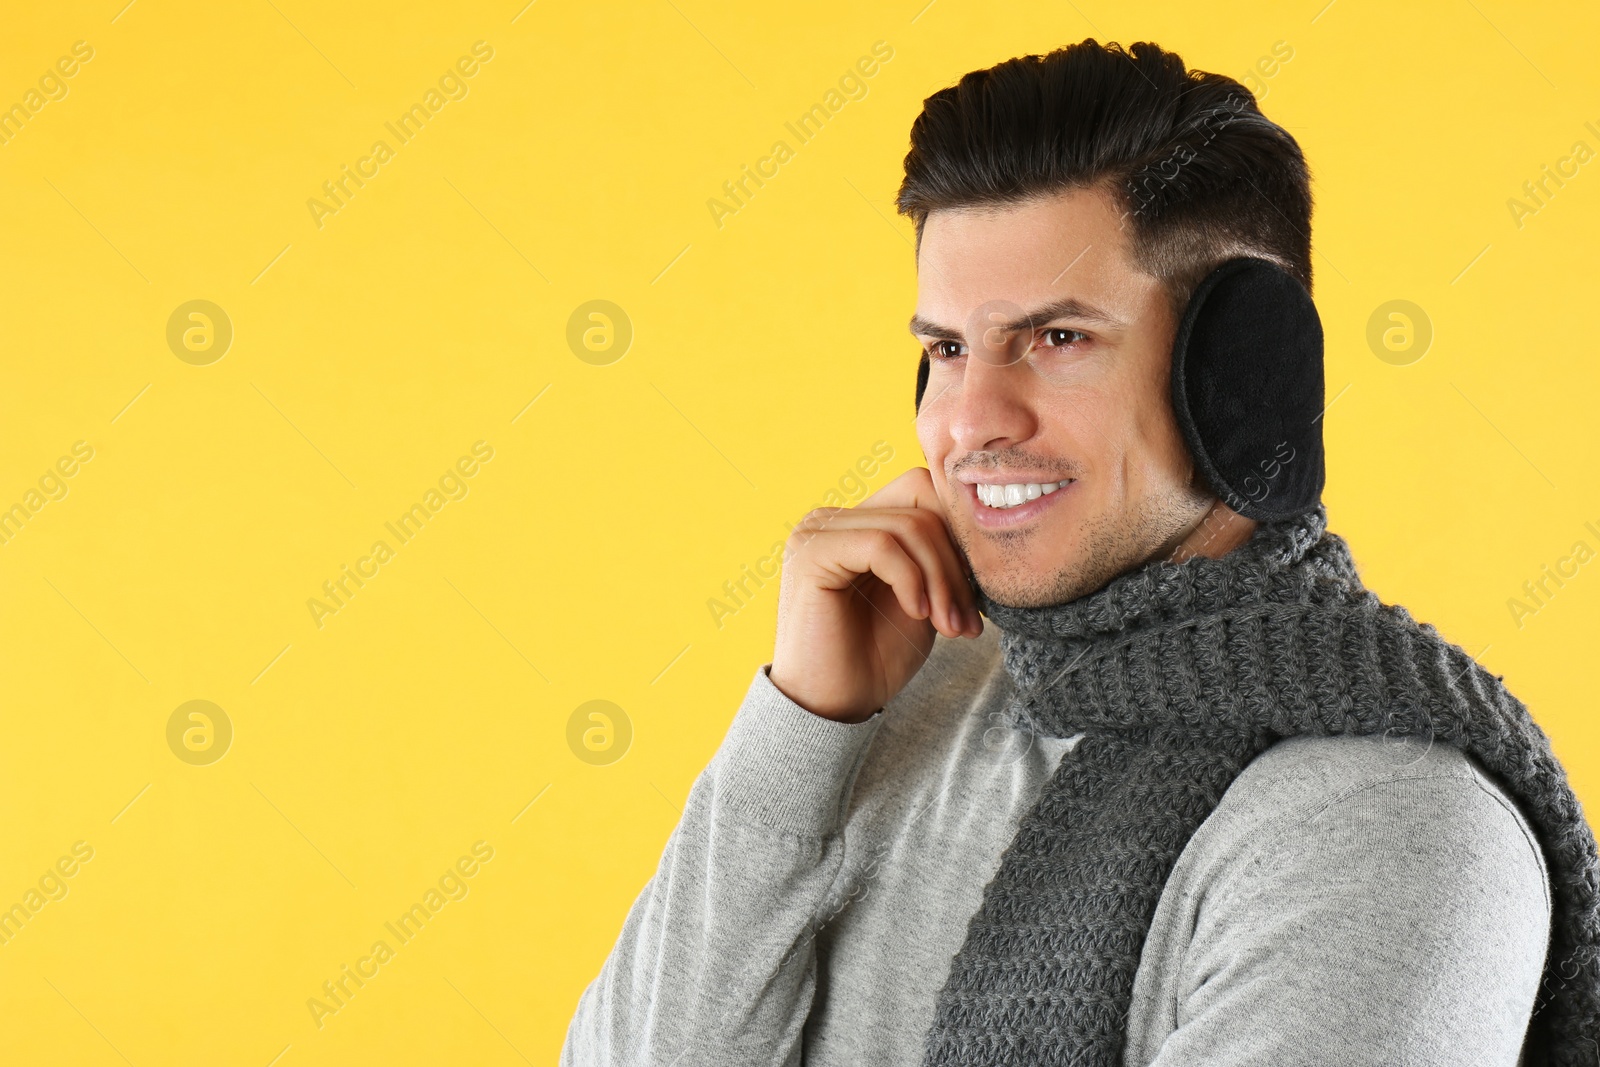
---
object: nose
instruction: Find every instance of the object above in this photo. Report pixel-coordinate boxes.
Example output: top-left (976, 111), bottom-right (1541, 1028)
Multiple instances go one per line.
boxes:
top-left (947, 346), bottom-right (1040, 454)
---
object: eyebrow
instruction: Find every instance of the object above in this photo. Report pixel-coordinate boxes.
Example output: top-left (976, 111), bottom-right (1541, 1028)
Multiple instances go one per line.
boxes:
top-left (908, 296), bottom-right (1130, 340)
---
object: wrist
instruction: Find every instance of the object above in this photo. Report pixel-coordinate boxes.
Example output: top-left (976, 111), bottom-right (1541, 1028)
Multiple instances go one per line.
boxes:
top-left (768, 664), bottom-right (880, 724)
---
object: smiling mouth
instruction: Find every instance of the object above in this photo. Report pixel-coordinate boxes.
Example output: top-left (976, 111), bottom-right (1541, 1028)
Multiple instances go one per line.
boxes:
top-left (974, 479), bottom-right (1073, 509)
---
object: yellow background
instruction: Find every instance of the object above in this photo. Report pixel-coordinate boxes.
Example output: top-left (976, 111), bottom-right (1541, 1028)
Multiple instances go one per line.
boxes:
top-left (2, 0), bottom-right (1596, 1062)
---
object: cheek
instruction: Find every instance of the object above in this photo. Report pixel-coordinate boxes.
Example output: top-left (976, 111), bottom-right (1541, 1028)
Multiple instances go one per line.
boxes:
top-left (1039, 384), bottom-right (1117, 457)
top-left (1108, 336), bottom-right (1186, 474)
top-left (915, 418), bottom-right (945, 479)
top-left (915, 409), bottom-right (941, 465)
top-left (915, 412), bottom-right (966, 513)
top-left (1125, 392), bottom-right (1191, 484)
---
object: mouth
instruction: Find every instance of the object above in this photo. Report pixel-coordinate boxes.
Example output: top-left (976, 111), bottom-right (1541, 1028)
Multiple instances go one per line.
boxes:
top-left (963, 478), bottom-right (1076, 530)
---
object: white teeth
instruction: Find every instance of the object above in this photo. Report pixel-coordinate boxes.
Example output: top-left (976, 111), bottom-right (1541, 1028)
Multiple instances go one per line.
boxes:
top-left (976, 480), bottom-right (1071, 509)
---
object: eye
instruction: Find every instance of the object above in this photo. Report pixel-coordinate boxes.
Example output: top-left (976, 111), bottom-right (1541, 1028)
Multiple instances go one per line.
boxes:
top-left (1036, 327), bottom-right (1089, 350)
top-left (925, 339), bottom-right (966, 361)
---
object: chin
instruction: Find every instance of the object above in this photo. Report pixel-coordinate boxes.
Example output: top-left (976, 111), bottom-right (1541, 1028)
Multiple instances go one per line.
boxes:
top-left (952, 487), bottom-right (1209, 611)
top-left (961, 519), bottom-right (1161, 610)
top-left (969, 553), bottom-right (1105, 609)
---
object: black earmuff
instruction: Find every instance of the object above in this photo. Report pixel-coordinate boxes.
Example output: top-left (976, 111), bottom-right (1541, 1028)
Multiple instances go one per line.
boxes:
top-left (1170, 256), bottom-right (1324, 521)
top-left (912, 255), bottom-right (1324, 521)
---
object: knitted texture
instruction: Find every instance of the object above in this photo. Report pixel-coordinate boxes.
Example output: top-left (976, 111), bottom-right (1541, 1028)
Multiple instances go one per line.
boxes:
top-left (921, 504), bottom-right (1600, 1066)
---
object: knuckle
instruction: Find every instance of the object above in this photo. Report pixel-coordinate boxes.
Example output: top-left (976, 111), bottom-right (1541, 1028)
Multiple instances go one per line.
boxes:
top-left (863, 529), bottom-right (909, 567)
top-left (908, 512), bottom-right (948, 553)
top-left (789, 508), bottom-right (837, 541)
top-left (865, 528), bottom-right (898, 553)
top-left (785, 527), bottom-right (821, 557)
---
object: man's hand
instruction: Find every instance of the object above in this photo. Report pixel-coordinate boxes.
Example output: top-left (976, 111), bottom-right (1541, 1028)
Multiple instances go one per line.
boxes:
top-left (769, 467), bottom-right (983, 723)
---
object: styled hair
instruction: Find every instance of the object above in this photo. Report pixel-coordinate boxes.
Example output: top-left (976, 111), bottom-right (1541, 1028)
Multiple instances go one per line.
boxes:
top-left (895, 39), bottom-right (1314, 319)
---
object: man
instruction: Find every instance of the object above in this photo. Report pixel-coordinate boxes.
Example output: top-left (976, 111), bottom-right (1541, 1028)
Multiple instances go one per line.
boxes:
top-left (563, 39), bottom-right (1598, 1066)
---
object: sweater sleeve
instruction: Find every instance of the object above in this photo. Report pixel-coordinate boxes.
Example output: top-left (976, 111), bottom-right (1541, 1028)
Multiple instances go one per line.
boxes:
top-left (1144, 767), bottom-right (1552, 1067)
top-left (561, 663), bottom-right (884, 1067)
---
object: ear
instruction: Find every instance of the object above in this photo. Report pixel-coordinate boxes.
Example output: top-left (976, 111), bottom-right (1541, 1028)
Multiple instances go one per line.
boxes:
top-left (914, 352), bottom-right (929, 412)
top-left (1169, 257), bottom-right (1325, 520)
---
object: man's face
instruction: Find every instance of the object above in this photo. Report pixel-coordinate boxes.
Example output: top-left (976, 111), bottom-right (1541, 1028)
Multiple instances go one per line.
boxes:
top-left (912, 184), bottom-right (1213, 608)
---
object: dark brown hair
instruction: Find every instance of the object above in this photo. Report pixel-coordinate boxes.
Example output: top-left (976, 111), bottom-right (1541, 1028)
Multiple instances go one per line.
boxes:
top-left (895, 39), bottom-right (1314, 319)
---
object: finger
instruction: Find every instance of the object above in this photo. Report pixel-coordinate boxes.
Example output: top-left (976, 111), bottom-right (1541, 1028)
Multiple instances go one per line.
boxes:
top-left (856, 466), bottom-right (944, 516)
top-left (795, 508), bottom-right (974, 636)
top-left (806, 506), bottom-right (977, 634)
top-left (855, 466), bottom-right (977, 589)
top-left (806, 526), bottom-right (932, 626)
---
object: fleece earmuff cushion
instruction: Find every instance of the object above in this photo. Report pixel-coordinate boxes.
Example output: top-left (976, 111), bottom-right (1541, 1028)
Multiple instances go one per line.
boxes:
top-left (1170, 256), bottom-right (1325, 521)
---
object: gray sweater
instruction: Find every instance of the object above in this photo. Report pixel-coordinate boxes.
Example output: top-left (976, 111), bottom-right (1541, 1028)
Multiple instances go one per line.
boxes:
top-left (562, 623), bottom-right (1552, 1065)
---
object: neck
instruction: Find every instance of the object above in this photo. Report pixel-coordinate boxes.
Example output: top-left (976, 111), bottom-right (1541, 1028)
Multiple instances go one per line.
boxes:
top-left (1164, 498), bottom-right (1255, 564)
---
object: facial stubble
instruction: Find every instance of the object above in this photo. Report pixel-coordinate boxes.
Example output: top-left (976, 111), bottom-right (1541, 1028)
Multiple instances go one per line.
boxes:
top-left (950, 481), bottom-right (1213, 609)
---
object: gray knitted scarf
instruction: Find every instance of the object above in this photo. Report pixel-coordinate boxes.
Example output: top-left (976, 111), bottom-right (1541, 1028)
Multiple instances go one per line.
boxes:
top-left (921, 504), bottom-right (1599, 1066)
